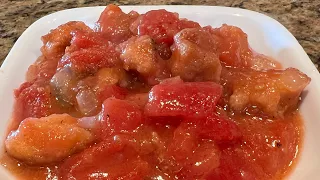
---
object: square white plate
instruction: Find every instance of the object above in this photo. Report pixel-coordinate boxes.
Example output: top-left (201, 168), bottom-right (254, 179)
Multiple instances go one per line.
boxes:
top-left (1, 5), bottom-right (320, 179)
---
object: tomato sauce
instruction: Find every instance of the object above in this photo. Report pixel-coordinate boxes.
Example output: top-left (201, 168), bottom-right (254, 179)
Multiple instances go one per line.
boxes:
top-left (1, 113), bottom-right (303, 180)
top-left (1, 4), bottom-right (310, 180)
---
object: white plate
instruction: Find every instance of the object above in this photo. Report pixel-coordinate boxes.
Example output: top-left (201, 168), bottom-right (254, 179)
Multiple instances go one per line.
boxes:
top-left (1, 5), bottom-right (320, 180)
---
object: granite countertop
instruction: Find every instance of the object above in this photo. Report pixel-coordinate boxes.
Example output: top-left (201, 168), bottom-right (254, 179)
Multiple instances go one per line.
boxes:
top-left (0, 0), bottom-right (319, 69)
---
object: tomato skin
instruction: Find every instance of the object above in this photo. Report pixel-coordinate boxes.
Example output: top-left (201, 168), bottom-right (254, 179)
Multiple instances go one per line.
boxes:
top-left (145, 82), bottom-right (223, 118)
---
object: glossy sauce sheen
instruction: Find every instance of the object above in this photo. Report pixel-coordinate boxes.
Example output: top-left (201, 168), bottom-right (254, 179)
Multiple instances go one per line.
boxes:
top-left (1, 114), bottom-right (303, 180)
top-left (1, 5), bottom-right (310, 180)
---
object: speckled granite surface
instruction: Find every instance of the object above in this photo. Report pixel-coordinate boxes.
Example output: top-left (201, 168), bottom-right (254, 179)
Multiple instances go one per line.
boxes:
top-left (0, 0), bottom-right (319, 69)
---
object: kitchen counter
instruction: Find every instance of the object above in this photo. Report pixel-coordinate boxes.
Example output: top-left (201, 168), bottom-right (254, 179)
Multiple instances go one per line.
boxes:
top-left (0, 0), bottom-right (319, 69)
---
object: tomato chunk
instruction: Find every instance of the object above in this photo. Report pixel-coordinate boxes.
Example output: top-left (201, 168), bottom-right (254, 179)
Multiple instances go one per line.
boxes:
top-left (57, 29), bottom-right (121, 76)
top-left (97, 98), bottom-right (143, 139)
top-left (209, 24), bottom-right (252, 67)
top-left (14, 82), bottom-right (52, 122)
top-left (95, 4), bottom-right (139, 43)
top-left (97, 85), bottom-right (127, 102)
top-left (41, 21), bottom-right (92, 59)
top-left (206, 148), bottom-right (267, 180)
top-left (165, 124), bottom-right (221, 179)
top-left (194, 114), bottom-right (242, 142)
top-left (131, 9), bottom-right (200, 59)
top-left (167, 122), bottom-right (198, 161)
top-left (68, 31), bottom-right (110, 51)
top-left (59, 46), bottom-right (121, 75)
top-left (59, 135), bottom-right (150, 180)
top-left (145, 81), bottom-right (223, 118)
top-left (178, 141), bottom-right (221, 179)
top-left (206, 24), bottom-right (282, 70)
top-left (170, 114), bottom-right (242, 145)
top-left (27, 22), bottom-right (92, 82)
top-left (131, 9), bottom-right (200, 45)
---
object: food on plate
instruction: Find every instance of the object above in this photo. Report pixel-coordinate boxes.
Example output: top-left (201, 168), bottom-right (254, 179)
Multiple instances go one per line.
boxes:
top-left (1, 4), bottom-right (310, 180)
top-left (170, 28), bottom-right (221, 82)
top-left (5, 114), bottom-right (93, 165)
top-left (221, 67), bottom-right (310, 118)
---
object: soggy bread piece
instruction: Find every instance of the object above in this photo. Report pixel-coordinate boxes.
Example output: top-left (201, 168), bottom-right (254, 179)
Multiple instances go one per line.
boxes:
top-left (5, 114), bottom-right (93, 165)
top-left (169, 28), bottom-right (222, 82)
top-left (222, 67), bottom-right (311, 117)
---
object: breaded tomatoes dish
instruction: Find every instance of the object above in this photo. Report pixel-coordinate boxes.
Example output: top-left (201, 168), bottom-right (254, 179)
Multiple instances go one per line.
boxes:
top-left (1, 5), bottom-right (310, 180)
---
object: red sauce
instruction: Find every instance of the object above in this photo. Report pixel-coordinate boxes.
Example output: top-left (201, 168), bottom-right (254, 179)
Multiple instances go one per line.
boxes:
top-left (1, 4), bottom-right (310, 180)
